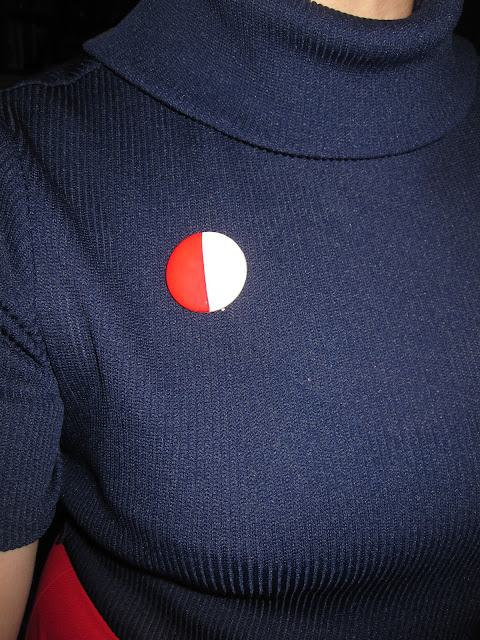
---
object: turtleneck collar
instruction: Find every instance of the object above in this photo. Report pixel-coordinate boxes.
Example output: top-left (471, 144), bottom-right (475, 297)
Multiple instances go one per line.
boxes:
top-left (83, 0), bottom-right (477, 159)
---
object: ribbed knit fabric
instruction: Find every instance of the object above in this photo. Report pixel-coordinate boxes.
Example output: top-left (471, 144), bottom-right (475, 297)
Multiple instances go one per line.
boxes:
top-left (1, 0), bottom-right (480, 638)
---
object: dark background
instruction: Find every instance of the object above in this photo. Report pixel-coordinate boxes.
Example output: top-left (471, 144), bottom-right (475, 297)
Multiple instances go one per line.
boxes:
top-left (0, 0), bottom-right (479, 87)
top-left (0, 0), bottom-right (138, 86)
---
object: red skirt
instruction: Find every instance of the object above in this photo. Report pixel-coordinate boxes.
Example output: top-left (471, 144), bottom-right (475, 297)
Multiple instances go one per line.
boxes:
top-left (25, 540), bottom-right (119, 640)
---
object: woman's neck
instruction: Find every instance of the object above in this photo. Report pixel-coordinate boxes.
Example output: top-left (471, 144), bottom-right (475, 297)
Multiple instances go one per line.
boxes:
top-left (310, 0), bottom-right (414, 19)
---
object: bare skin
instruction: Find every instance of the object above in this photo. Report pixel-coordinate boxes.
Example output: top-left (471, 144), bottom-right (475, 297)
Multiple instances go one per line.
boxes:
top-left (0, 540), bottom-right (38, 640)
top-left (310, 0), bottom-right (414, 20)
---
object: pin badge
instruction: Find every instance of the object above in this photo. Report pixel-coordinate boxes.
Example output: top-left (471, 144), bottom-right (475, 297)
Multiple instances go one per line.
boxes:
top-left (166, 232), bottom-right (247, 312)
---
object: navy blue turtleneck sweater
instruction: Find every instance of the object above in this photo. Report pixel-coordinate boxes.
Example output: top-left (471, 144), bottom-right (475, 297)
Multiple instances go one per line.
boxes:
top-left (1, 0), bottom-right (480, 637)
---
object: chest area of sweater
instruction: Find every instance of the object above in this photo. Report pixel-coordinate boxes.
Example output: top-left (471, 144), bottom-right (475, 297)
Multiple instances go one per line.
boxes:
top-left (35, 147), bottom-right (480, 581)
top-left (43, 150), bottom-right (479, 430)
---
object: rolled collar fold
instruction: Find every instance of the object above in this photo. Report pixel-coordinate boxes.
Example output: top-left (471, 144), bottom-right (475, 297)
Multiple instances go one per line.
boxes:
top-left (83, 0), bottom-right (478, 159)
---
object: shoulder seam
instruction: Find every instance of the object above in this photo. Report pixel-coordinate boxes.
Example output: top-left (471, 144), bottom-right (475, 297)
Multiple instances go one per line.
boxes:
top-left (0, 121), bottom-right (49, 365)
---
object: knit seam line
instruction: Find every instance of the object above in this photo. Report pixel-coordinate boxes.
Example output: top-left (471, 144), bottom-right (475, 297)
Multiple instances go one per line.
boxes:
top-left (18, 126), bottom-right (47, 367)
top-left (0, 326), bottom-right (44, 368)
top-left (0, 301), bottom-right (42, 345)
top-left (1, 118), bottom-right (50, 367)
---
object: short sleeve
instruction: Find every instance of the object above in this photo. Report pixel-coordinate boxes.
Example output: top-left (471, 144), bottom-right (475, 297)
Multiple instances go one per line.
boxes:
top-left (0, 118), bottom-right (64, 551)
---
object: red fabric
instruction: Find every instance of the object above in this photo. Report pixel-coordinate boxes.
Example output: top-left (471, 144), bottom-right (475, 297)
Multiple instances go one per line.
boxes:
top-left (25, 540), bottom-right (119, 640)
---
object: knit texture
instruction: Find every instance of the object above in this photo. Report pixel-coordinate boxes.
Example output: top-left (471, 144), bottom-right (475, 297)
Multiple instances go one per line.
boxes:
top-left (1, 0), bottom-right (480, 637)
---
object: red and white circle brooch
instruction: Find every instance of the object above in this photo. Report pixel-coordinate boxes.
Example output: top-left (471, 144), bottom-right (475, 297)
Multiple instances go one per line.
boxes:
top-left (166, 232), bottom-right (247, 312)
